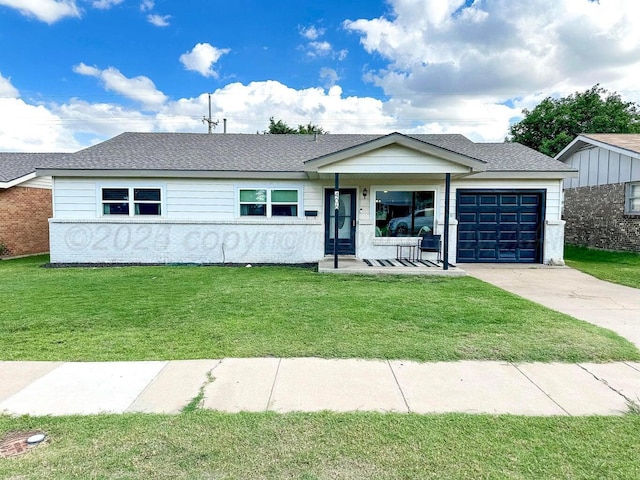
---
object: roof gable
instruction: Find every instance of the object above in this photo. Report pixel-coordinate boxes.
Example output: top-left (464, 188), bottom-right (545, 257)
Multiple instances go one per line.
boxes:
top-left (556, 134), bottom-right (640, 161)
top-left (303, 132), bottom-right (486, 173)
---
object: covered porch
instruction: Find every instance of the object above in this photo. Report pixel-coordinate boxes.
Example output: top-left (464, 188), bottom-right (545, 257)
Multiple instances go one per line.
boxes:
top-left (304, 133), bottom-right (487, 272)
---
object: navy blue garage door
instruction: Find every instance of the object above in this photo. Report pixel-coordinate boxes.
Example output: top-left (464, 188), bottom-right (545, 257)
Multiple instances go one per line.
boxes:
top-left (456, 190), bottom-right (544, 263)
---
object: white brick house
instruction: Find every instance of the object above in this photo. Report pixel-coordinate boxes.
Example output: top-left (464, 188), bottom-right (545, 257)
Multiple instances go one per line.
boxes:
top-left (38, 132), bottom-right (576, 265)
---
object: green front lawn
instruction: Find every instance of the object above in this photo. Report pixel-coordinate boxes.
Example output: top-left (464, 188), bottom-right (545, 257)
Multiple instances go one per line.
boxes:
top-left (565, 245), bottom-right (640, 289)
top-left (0, 255), bottom-right (637, 362)
top-left (2, 412), bottom-right (640, 479)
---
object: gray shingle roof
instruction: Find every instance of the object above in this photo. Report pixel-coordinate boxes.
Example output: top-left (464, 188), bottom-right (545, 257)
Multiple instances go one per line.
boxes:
top-left (38, 132), bottom-right (574, 174)
top-left (0, 153), bottom-right (68, 183)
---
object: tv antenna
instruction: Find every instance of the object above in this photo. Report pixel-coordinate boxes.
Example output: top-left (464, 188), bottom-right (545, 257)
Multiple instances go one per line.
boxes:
top-left (202, 94), bottom-right (218, 134)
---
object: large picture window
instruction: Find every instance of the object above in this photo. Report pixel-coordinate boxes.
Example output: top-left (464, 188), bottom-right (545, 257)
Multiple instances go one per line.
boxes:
top-left (375, 190), bottom-right (435, 237)
top-left (239, 188), bottom-right (299, 217)
top-left (102, 187), bottom-right (162, 216)
top-left (626, 182), bottom-right (640, 215)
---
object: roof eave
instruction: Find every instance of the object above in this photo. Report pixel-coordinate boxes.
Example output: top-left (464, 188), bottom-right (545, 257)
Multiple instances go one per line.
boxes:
top-left (0, 172), bottom-right (37, 188)
top-left (37, 168), bottom-right (308, 180)
top-left (468, 170), bottom-right (578, 179)
top-left (555, 134), bottom-right (640, 161)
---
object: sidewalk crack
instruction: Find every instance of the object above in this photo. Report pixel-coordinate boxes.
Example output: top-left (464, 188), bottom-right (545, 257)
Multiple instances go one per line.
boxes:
top-left (127, 360), bottom-right (170, 411)
top-left (266, 358), bottom-right (282, 412)
top-left (511, 363), bottom-right (571, 416)
top-left (181, 359), bottom-right (222, 413)
top-left (624, 362), bottom-right (640, 374)
top-left (387, 360), bottom-right (411, 413)
top-left (578, 364), bottom-right (637, 407)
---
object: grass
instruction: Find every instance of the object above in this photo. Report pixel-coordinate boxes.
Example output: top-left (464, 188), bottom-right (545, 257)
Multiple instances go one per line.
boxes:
top-left (0, 255), bottom-right (637, 363)
top-left (565, 245), bottom-right (640, 289)
top-left (2, 412), bottom-right (640, 479)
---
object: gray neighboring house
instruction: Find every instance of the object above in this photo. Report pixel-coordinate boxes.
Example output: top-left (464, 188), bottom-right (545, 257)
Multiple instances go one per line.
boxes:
top-left (37, 132), bottom-right (576, 265)
top-left (556, 134), bottom-right (640, 252)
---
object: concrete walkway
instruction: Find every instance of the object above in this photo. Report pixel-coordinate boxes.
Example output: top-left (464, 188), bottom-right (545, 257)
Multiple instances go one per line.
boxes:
top-left (464, 264), bottom-right (640, 349)
top-left (2, 358), bottom-right (640, 417)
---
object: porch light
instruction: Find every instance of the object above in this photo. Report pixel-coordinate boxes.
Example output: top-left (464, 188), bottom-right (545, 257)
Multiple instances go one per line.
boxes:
top-left (362, 188), bottom-right (368, 199)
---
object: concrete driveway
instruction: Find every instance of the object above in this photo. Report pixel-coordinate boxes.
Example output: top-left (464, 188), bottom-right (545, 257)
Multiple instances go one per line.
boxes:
top-left (463, 264), bottom-right (640, 348)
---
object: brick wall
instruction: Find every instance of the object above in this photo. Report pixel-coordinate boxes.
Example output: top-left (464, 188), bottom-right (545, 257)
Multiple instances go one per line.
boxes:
top-left (563, 183), bottom-right (640, 252)
top-left (0, 187), bottom-right (52, 256)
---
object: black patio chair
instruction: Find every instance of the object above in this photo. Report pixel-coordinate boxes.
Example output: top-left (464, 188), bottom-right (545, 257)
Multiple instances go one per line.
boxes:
top-left (418, 234), bottom-right (441, 262)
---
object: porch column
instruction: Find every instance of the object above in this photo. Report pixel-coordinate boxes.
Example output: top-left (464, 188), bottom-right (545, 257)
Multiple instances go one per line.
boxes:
top-left (443, 173), bottom-right (451, 270)
top-left (334, 173), bottom-right (339, 269)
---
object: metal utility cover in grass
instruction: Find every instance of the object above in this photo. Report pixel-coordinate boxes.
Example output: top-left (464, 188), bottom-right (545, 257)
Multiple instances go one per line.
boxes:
top-left (0, 431), bottom-right (47, 458)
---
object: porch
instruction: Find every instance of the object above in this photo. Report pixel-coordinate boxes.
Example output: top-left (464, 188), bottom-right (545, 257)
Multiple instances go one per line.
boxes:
top-left (318, 257), bottom-right (465, 276)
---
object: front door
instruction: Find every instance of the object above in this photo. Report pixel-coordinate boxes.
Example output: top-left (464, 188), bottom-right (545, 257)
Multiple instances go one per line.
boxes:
top-left (325, 189), bottom-right (357, 255)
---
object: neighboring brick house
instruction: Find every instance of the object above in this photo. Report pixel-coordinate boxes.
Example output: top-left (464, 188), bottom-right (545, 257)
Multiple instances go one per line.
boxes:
top-left (556, 134), bottom-right (640, 252)
top-left (0, 153), bottom-right (65, 256)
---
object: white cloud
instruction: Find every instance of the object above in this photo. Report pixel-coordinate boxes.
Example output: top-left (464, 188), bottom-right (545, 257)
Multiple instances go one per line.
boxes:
top-left (342, 0), bottom-right (640, 140)
top-left (91, 0), bottom-right (122, 9)
top-left (0, 74), bottom-right (80, 151)
top-left (300, 25), bottom-right (325, 40)
top-left (307, 41), bottom-right (332, 57)
top-left (73, 63), bottom-right (168, 109)
top-left (0, 72), bottom-right (19, 98)
top-left (319, 68), bottom-right (340, 88)
top-left (140, 0), bottom-right (153, 11)
top-left (298, 25), bottom-right (348, 60)
top-left (147, 14), bottom-right (170, 27)
top-left (167, 81), bottom-right (396, 134)
top-left (0, 73), bottom-right (402, 151)
top-left (0, 0), bottom-right (80, 24)
top-left (179, 43), bottom-right (230, 78)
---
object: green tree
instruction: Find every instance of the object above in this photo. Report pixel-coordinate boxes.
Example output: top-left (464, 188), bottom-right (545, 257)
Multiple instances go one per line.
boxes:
top-left (508, 85), bottom-right (640, 157)
top-left (265, 117), bottom-right (326, 134)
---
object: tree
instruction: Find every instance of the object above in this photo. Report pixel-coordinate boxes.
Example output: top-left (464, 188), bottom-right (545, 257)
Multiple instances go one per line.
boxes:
top-left (508, 85), bottom-right (640, 157)
top-left (265, 117), bottom-right (326, 134)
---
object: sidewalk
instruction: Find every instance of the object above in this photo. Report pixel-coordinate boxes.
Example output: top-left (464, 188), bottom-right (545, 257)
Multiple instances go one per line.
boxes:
top-left (2, 358), bottom-right (640, 417)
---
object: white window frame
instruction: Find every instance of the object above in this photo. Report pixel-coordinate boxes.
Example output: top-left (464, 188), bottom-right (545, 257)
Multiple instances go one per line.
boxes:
top-left (99, 185), bottom-right (164, 217)
top-left (236, 187), bottom-right (302, 218)
top-left (625, 182), bottom-right (640, 215)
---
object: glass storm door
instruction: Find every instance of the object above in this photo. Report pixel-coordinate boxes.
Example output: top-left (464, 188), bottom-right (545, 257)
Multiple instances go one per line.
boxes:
top-left (325, 189), bottom-right (357, 255)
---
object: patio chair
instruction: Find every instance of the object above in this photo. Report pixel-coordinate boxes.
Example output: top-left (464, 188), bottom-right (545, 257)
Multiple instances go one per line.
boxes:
top-left (418, 233), bottom-right (441, 262)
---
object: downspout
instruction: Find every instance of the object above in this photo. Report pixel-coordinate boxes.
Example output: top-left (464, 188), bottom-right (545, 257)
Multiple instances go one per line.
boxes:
top-left (443, 173), bottom-right (451, 270)
top-left (334, 173), bottom-right (340, 269)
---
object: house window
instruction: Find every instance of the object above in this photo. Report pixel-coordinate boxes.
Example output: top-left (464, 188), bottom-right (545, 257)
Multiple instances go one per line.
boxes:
top-left (102, 188), bottom-right (130, 215)
top-left (102, 187), bottom-right (162, 216)
top-left (239, 188), bottom-right (299, 217)
top-left (375, 190), bottom-right (435, 237)
top-left (626, 182), bottom-right (640, 215)
top-left (271, 189), bottom-right (298, 216)
top-left (239, 189), bottom-right (267, 216)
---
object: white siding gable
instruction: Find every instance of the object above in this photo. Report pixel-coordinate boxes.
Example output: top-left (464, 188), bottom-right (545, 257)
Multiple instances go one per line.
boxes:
top-left (316, 145), bottom-right (471, 175)
top-left (21, 175), bottom-right (52, 189)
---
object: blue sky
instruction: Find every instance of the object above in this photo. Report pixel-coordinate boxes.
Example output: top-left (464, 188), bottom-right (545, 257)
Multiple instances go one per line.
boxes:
top-left (1, 0), bottom-right (639, 151)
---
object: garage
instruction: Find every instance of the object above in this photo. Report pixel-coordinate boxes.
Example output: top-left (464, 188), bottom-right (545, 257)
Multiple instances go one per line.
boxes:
top-left (456, 190), bottom-right (545, 263)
